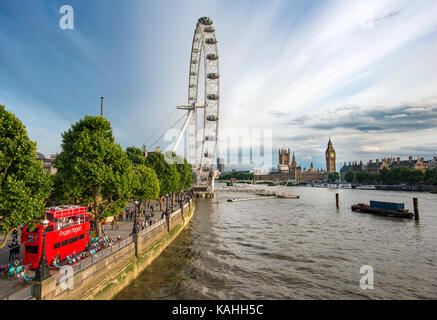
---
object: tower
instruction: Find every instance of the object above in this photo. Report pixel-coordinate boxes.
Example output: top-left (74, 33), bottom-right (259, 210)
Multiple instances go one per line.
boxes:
top-left (325, 137), bottom-right (336, 173)
top-left (278, 148), bottom-right (290, 173)
top-left (278, 148), bottom-right (290, 165)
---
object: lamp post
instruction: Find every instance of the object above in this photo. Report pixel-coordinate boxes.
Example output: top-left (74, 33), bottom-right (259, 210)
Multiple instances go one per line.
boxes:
top-left (35, 218), bottom-right (51, 281)
top-left (132, 201), bottom-right (138, 234)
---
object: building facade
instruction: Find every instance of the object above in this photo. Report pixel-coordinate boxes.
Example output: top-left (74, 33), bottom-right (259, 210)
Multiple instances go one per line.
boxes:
top-left (217, 157), bottom-right (225, 173)
top-left (254, 138), bottom-right (333, 182)
top-left (428, 156), bottom-right (437, 170)
top-left (340, 155), bottom-right (430, 181)
top-left (36, 152), bottom-right (57, 175)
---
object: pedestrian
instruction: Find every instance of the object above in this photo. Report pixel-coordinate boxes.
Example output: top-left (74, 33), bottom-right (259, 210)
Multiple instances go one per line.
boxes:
top-left (8, 243), bottom-right (14, 260)
top-left (12, 229), bottom-right (18, 242)
top-left (115, 220), bottom-right (119, 230)
top-left (111, 220), bottom-right (115, 230)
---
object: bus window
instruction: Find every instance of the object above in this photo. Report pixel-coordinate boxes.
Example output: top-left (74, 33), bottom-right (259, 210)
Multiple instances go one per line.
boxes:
top-left (62, 240), bottom-right (68, 246)
top-left (25, 245), bottom-right (38, 254)
top-left (79, 234), bottom-right (84, 240)
top-left (54, 242), bottom-right (61, 249)
top-left (69, 236), bottom-right (78, 244)
top-left (28, 226), bottom-right (39, 233)
top-left (85, 217), bottom-right (89, 222)
top-left (46, 225), bottom-right (54, 232)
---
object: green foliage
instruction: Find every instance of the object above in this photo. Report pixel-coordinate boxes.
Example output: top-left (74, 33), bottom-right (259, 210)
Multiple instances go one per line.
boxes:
top-left (425, 168), bottom-right (437, 185)
top-left (126, 146), bottom-right (146, 166)
top-left (0, 105), bottom-right (53, 245)
top-left (53, 116), bottom-right (134, 224)
top-left (328, 172), bottom-right (340, 183)
top-left (131, 165), bottom-right (160, 211)
top-left (176, 158), bottom-right (194, 191)
top-left (145, 151), bottom-right (180, 196)
top-left (356, 171), bottom-right (369, 183)
top-left (344, 170), bottom-right (355, 183)
top-left (218, 171), bottom-right (253, 181)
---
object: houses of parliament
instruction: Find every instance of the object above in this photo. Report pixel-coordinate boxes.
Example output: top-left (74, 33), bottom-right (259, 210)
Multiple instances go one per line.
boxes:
top-left (254, 138), bottom-right (336, 182)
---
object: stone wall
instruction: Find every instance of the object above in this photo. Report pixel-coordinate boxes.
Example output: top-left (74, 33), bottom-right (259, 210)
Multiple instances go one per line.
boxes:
top-left (33, 200), bottom-right (195, 300)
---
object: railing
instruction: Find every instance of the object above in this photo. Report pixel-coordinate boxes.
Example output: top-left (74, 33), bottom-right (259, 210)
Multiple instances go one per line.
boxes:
top-left (140, 217), bottom-right (166, 237)
top-left (55, 236), bottom-right (134, 283)
top-left (1, 284), bottom-right (33, 300)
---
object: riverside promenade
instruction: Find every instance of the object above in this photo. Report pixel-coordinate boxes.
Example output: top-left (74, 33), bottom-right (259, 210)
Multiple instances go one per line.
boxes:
top-left (0, 197), bottom-right (194, 300)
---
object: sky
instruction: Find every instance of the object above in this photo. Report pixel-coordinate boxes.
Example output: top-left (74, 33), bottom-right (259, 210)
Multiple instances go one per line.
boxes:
top-left (1, 0), bottom-right (436, 171)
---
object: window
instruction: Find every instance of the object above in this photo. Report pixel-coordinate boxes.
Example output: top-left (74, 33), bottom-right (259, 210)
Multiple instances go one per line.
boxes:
top-left (85, 217), bottom-right (89, 222)
top-left (79, 234), bottom-right (84, 240)
top-left (62, 240), bottom-right (68, 246)
top-left (28, 226), bottom-right (39, 233)
top-left (25, 245), bottom-right (38, 254)
top-left (46, 226), bottom-right (53, 232)
top-left (69, 236), bottom-right (78, 245)
top-left (54, 242), bottom-right (61, 249)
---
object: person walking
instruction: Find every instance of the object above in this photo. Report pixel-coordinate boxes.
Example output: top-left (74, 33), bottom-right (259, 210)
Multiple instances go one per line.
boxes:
top-left (115, 220), bottom-right (119, 230)
top-left (111, 220), bottom-right (115, 230)
top-left (12, 229), bottom-right (18, 242)
top-left (8, 243), bottom-right (15, 260)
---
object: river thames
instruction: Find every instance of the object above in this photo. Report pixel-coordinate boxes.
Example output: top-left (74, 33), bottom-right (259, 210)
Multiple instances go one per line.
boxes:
top-left (115, 186), bottom-right (437, 299)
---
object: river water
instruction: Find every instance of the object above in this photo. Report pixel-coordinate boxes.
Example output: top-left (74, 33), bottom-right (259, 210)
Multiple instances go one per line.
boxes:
top-left (115, 186), bottom-right (437, 299)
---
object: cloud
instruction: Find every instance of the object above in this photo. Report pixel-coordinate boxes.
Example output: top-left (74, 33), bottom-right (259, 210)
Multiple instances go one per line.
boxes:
top-left (294, 104), bottom-right (437, 133)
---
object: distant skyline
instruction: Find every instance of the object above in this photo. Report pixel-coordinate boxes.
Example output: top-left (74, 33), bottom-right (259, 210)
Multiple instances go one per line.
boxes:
top-left (1, 0), bottom-right (436, 171)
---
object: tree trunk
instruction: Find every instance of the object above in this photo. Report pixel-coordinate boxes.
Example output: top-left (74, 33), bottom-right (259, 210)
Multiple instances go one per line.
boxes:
top-left (0, 228), bottom-right (13, 249)
top-left (159, 197), bottom-right (163, 212)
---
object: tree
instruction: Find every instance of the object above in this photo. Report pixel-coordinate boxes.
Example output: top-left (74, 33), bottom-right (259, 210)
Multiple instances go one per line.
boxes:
top-left (144, 151), bottom-right (180, 211)
top-left (0, 105), bottom-right (53, 248)
top-left (355, 171), bottom-right (368, 183)
top-left (328, 172), bottom-right (340, 183)
top-left (131, 165), bottom-right (160, 216)
top-left (344, 171), bottom-right (355, 183)
top-left (425, 168), bottom-right (437, 185)
top-left (126, 146), bottom-right (146, 166)
top-left (176, 158), bottom-right (194, 201)
top-left (379, 167), bottom-right (391, 185)
top-left (53, 116), bottom-right (134, 237)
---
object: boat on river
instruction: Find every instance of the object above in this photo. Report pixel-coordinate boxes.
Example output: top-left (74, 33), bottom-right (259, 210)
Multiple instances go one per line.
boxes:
top-left (351, 201), bottom-right (413, 219)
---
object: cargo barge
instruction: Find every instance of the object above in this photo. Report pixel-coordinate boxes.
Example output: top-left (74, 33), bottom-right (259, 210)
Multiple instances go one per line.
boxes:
top-left (351, 201), bottom-right (413, 219)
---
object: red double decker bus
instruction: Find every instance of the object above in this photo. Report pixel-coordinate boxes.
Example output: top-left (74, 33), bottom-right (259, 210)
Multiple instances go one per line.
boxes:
top-left (21, 206), bottom-right (91, 269)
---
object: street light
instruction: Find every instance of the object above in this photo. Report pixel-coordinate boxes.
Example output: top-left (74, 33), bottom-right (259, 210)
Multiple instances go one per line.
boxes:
top-left (35, 217), bottom-right (51, 281)
top-left (132, 201), bottom-right (138, 234)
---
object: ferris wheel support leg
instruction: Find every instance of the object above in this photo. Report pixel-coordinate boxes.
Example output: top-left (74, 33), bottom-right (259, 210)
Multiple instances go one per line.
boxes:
top-left (172, 110), bottom-right (193, 154)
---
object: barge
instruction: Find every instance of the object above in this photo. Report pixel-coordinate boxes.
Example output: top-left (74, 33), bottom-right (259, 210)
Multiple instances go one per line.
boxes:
top-left (351, 201), bottom-right (413, 219)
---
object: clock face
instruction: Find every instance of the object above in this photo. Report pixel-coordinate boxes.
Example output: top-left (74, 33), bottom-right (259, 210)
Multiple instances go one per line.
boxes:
top-left (330, 153), bottom-right (334, 158)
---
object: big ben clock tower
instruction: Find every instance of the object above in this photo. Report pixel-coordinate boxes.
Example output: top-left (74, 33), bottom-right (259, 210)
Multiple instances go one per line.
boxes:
top-left (325, 137), bottom-right (336, 173)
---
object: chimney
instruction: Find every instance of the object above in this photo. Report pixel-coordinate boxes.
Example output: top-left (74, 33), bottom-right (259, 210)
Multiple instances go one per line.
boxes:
top-left (409, 156), bottom-right (413, 161)
top-left (156, 146), bottom-right (161, 153)
top-left (376, 159), bottom-right (380, 163)
top-left (397, 157), bottom-right (400, 162)
top-left (369, 160), bottom-right (373, 164)
top-left (144, 145), bottom-right (148, 157)
top-left (420, 157), bottom-right (424, 162)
